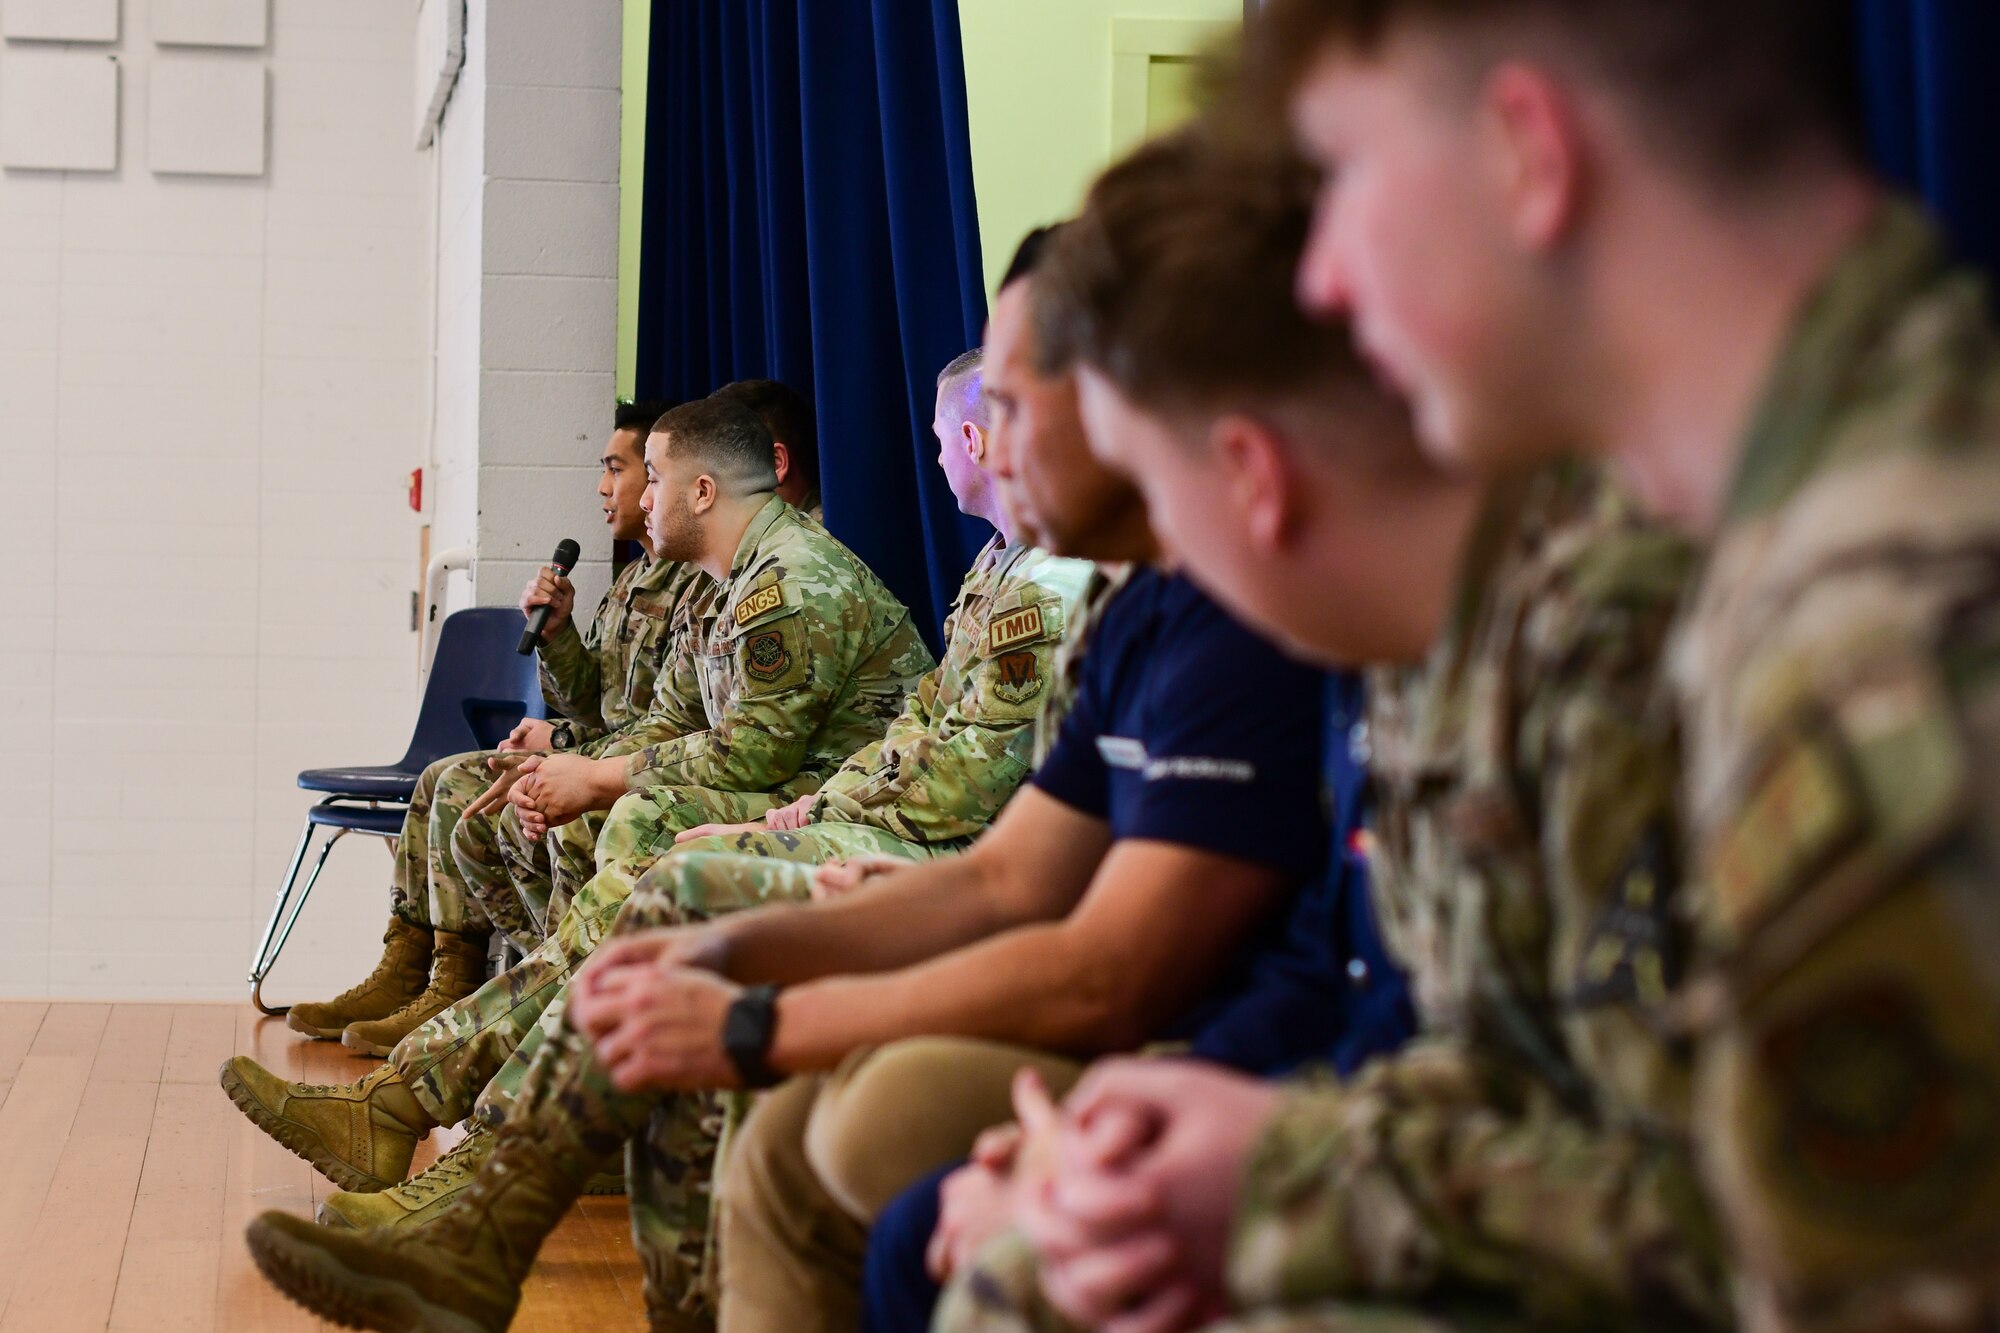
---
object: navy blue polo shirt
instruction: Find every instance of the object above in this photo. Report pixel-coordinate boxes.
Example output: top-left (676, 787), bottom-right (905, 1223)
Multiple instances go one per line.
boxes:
top-left (1031, 568), bottom-right (1329, 883)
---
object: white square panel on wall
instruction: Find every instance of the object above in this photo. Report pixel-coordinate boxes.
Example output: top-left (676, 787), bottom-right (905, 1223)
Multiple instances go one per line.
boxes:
top-left (1, 0), bottom-right (119, 43)
top-left (148, 57), bottom-right (265, 176)
top-left (0, 52), bottom-right (118, 171)
top-left (151, 0), bottom-right (266, 49)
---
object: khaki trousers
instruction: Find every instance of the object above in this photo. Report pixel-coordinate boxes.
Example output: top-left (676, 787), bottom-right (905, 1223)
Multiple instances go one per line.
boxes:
top-left (716, 1037), bottom-right (1087, 1333)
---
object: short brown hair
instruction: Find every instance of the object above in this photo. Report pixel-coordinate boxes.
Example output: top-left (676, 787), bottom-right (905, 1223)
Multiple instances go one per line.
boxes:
top-left (654, 397), bottom-right (778, 491)
top-left (1033, 130), bottom-right (1375, 421)
top-left (1247, 0), bottom-right (1865, 186)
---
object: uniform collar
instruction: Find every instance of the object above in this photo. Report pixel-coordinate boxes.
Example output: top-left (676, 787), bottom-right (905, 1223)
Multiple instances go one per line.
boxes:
top-left (1723, 198), bottom-right (1946, 521)
top-left (727, 494), bottom-right (791, 580)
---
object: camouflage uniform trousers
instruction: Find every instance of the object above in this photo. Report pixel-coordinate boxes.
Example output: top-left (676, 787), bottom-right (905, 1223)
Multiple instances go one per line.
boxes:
top-left (449, 796), bottom-right (608, 954)
top-left (388, 750), bottom-right (503, 935)
top-left (388, 785), bottom-right (802, 1127)
top-left (436, 834), bottom-right (951, 1324)
top-left (939, 1232), bottom-right (1542, 1333)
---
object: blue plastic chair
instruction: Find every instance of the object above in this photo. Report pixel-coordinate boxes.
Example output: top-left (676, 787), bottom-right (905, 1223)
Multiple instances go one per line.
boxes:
top-left (248, 607), bottom-right (546, 1014)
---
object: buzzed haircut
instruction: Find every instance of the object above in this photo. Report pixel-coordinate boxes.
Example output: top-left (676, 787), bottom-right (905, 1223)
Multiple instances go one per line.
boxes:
top-left (651, 397), bottom-right (780, 492)
top-left (1033, 130), bottom-right (1375, 416)
top-left (1248, 0), bottom-right (1867, 186)
top-left (710, 379), bottom-right (819, 494)
top-left (935, 348), bottom-right (987, 428)
top-left (615, 399), bottom-right (675, 437)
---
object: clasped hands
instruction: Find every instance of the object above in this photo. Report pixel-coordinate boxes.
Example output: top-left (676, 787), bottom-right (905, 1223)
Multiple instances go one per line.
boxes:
top-left (935, 1061), bottom-right (1286, 1333)
top-left (465, 752), bottom-right (628, 838)
top-left (567, 927), bottom-right (750, 1093)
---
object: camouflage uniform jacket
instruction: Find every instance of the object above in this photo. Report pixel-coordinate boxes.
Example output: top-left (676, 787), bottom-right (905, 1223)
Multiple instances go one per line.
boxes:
top-left (616, 495), bottom-right (936, 798)
top-left (1227, 467), bottom-right (1725, 1329)
top-left (1667, 202), bottom-right (2000, 1332)
top-left (807, 535), bottom-right (1093, 844)
top-left (536, 554), bottom-right (709, 752)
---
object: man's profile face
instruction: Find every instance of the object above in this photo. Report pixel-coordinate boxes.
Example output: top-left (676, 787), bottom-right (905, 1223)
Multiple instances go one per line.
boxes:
top-left (600, 428), bottom-right (649, 543)
top-left (1291, 40), bottom-right (1566, 474)
top-left (931, 384), bottom-right (987, 518)
top-left (983, 282), bottom-right (1142, 558)
top-left (1079, 372), bottom-right (1307, 660)
top-left (640, 433), bottom-right (702, 563)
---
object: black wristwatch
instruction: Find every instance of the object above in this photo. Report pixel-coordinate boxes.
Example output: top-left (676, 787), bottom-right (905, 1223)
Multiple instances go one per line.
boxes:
top-left (549, 720), bottom-right (577, 751)
top-left (722, 984), bottom-right (784, 1089)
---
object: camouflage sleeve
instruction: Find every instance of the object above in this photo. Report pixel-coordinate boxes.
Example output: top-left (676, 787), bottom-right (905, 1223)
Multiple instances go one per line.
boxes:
top-left (1678, 597), bottom-right (2000, 1329)
top-left (588, 599), bottom-right (710, 761)
top-left (1229, 523), bottom-right (1730, 1324)
top-left (808, 605), bottom-right (1059, 843)
top-left (622, 588), bottom-right (865, 795)
top-left (1228, 1048), bottom-right (1723, 1324)
top-left (535, 614), bottom-right (603, 732)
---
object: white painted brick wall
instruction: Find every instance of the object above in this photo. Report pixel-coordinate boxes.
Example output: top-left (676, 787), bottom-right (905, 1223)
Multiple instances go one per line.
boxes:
top-left (426, 0), bottom-right (623, 619)
top-left (0, 0), bottom-right (429, 1000)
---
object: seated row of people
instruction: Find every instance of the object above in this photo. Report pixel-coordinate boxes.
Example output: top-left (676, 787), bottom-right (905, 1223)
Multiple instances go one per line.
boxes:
top-left (225, 0), bottom-right (2000, 1327)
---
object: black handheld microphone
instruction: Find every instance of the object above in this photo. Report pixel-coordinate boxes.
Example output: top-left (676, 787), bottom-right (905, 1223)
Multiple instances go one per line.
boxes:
top-left (517, 538), bottom-right (582, 655)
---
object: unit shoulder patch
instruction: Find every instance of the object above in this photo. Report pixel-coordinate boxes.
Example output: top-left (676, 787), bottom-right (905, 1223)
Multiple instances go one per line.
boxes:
top-left (734, 615), bottom-right (808, 696)
top-left (1761, 980), bottom-right (1997, 1227)
top-left (989, 649), bottom-right (1045, 706)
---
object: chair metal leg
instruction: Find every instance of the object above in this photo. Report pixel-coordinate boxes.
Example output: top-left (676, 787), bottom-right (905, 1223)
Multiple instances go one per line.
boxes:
top-left (247, 820), bottom-right (350, 1016)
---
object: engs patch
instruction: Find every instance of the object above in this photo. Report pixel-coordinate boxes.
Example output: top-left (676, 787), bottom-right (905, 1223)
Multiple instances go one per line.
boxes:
top-left (734, 585), bottom-right (785, 626)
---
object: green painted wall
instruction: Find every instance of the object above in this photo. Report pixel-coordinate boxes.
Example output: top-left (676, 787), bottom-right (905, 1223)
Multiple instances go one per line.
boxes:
top-left (617, 0), bottom-right (651, 401)
top-left (958, 0), bottom-right (1239, 298)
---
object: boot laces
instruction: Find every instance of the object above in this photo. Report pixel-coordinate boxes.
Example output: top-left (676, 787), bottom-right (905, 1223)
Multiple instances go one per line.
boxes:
top-left (400, 1129), bottom-right (492, 1201)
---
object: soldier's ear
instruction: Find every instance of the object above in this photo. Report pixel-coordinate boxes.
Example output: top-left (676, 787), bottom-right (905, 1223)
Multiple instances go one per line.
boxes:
top-left (1212, 414), bottom-right (1296, 555)
top-left (771, 441), bottom-right (793, 486)
top-left (963, 420), bottom-right (986, 465)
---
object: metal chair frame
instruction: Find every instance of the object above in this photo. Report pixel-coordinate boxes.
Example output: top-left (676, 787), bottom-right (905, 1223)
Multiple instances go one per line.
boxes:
top-left (248, 798), bottom-right (407, 1016)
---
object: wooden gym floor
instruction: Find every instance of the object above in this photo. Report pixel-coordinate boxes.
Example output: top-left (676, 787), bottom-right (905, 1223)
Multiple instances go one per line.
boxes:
top-left (0, 1002), bottom-right (647, 1332)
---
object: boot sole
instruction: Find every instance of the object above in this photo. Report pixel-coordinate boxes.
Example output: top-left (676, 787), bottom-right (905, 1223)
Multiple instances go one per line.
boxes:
top-left (340, 1030), bottom-right (396, 1058)
top-left (217, 1062), bottom-right (399, 1195)
top-left (246, 1217), bottom-right (497, 1333)
top-left (286, 1014), bottom-right (346, 1041)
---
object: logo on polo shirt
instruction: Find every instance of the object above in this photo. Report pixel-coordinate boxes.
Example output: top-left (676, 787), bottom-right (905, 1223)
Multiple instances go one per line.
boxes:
top-left (1094, 736), bottom-right (1256, 784)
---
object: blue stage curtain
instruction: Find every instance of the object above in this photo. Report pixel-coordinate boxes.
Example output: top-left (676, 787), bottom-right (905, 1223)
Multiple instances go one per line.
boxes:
top-left (633, 0), bottom-right (990, 648)
top-left (1857, 0), bottom-right (2000, 277)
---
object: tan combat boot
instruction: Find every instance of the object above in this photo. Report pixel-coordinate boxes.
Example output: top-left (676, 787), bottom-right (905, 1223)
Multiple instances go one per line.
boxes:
top-left (340, 931), bottom-right (489, 1058)
top-left (246, 1124), bottom-right (601, 1333)
top-left (318, 1124), bottom-right (625, 1230)
top-left (318, 1123), bottom-right (495, 1230)
top-left (218, 1056), bottom-right (435, 1192)
top-left (286, 916), bottom-right (433, 1039)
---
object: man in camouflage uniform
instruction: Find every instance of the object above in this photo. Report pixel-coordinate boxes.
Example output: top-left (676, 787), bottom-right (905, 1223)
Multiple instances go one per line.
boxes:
top-left (445, 378), bottom-right (826, 959)
top-left (284, 400), bottom-right (690, 1053)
